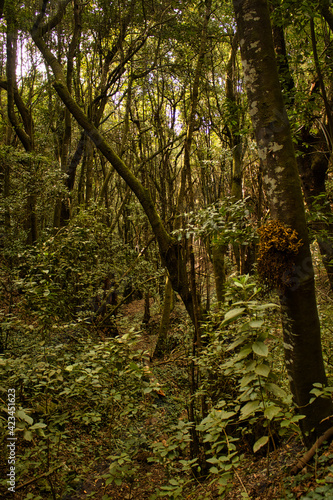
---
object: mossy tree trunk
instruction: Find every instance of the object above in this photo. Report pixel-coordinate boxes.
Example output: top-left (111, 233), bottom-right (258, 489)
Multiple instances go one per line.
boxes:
top-left (154, 274), bottom-right (173, 359)
top-left (233, 0), bottom-right (333, 446)
top-left (211, 240), bottom-right (226, 305)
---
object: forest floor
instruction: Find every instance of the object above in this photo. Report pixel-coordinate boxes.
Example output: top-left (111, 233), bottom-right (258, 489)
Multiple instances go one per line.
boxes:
top-left (64, 296), bottom-right (333, 500)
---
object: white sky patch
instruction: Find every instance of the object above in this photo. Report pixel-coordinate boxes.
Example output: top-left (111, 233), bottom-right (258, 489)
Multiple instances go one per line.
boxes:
top-left (16, 35), bottom-right (48, 81)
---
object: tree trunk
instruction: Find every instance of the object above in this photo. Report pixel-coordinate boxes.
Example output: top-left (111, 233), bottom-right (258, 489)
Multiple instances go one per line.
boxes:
top-left (233, 0), bottom-right (333, 446)
top-left (154, 274), bottom-right (173, 359)
top-left (226, 32), bottom-right (246, 274)
top-left (212, 240), bottom-right (226, 305)
top-left (271, 3), bottom-right (333, 291)
top-left (6, 12), bottom-right (37, 243)
top-left (297, 128), bottom-right (333, 290)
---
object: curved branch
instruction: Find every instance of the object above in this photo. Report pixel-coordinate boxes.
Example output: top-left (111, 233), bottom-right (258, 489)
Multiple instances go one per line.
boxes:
top-left (32, 0), bottom-right (71, 36)
top-left (291, 426), bottom-right (333, 475)
top-left (321, 0), bottom-right (333, 33)
top-left (31, 26), bottom-right (172, 255)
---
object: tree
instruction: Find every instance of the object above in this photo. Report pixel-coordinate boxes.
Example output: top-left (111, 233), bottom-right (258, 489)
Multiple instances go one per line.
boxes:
top-left (232, 0), bottom-right (333, 446)
top-left (3, 0), bottom-right (38, 243)
top-left (30, 0), bottom-right (201, 328)
top-left (270, 0), bottom-right (333, 291)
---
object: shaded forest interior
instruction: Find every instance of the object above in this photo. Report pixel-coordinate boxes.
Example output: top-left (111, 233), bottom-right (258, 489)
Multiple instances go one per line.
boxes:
top-left (2, 0), bottom-right (333, 498)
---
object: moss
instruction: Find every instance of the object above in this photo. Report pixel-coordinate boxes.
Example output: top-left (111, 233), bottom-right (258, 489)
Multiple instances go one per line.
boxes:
top-left (257, 220), bottom-right (302, 290)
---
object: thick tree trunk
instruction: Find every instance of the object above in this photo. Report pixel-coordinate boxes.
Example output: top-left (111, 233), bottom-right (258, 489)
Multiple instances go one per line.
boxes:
top-left (271, 4), bottom-right (333, 291)
top-left (233, 0), bottom-right (333, 446)
top-left (297, 129), bottom-right (333, 290)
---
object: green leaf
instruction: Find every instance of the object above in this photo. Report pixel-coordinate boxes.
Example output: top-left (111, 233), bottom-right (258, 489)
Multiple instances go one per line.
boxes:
top-left (215, 410), bottom-right (237, 420)
top-left (265, 383), bottom-right (287, 399)
top-left (249, 320), bottom-right (264, 328)
top-left (309, 388), bottom-right (323, 397)
top-left (240, 400), bottom-right (260, 419)
top-left (227, 334), bottom-right (249, 351)
top-left (240, 373), bottom-right (256, 388)
top-left (65, 364), bottom-right (78, 372)
top-left (23, 430), bottom-right (33, 441)
top-left (30, 422), bottom-right (47, 430)
top-left (17, 410), bottom-right (33, 425)
top-left (223, 307), bottom-right (245, 322)
top-left (264, 405), bottom-right (281, 420)
top-left (237, 346), bottom-right (252, 359)
top-left (255, 363), bottom-right (270, 377)
top-left (253, 435), bottom-right (269, 453)
top-left (252, 341), bottom-right (268, 357)
top-left (254, 303), bottom-right (278, 310)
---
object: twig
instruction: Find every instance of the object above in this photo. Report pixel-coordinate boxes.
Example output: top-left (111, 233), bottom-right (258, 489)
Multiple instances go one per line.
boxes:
top-left (291, 426), bottom-right (333, 475)
top-left (15, 463), bottom-right (65, 491)
top-left (235, 470), bottom-right (249, 495)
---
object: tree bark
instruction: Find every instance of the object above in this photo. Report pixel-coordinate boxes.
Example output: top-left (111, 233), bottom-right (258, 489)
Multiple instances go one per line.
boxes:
top-left (271, 4), bottom-right (333, 291)
top-left (233, 0), bottom-right (333, 446)
top-left (212, 240), bottom-right (226, 304)
top-left (154, 274), bottom-right (173, 359)
top-left (297, 127), bottom-right (333, 290)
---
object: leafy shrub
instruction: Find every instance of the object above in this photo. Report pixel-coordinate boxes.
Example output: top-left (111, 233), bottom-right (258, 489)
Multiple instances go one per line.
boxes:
top-left (0, 331), bottom-right (161, 497)
top-left (14, 209), bottom-right (161, 328)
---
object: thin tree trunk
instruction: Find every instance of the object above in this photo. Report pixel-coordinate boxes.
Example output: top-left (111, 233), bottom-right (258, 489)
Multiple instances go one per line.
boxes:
top-left (212, 241), bottom-right (226, 305)
top-left (154, 274), bottom-right (173, 359)
top-left (6, 12), bottom-right (37, 243)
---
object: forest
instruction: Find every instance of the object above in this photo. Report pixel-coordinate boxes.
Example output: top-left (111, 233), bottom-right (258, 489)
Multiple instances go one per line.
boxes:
top-left (2, 0), bottom-right (333, 498)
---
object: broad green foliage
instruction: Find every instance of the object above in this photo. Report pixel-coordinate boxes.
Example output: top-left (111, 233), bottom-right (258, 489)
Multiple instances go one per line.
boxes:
top-left (0, 146), bottom-right (64, 243)
top-left (146, 277), bottom-right (303, 498)
top-left (190, 277), bottom-right (302, 493)
top-left (1, 0), bottom-right (333, 496)
top-left (0, 272), bottom-right (319, 498)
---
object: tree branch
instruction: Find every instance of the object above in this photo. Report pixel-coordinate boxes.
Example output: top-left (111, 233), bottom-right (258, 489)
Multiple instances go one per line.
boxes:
top-left (291, 426), bottom-right (333, 475)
